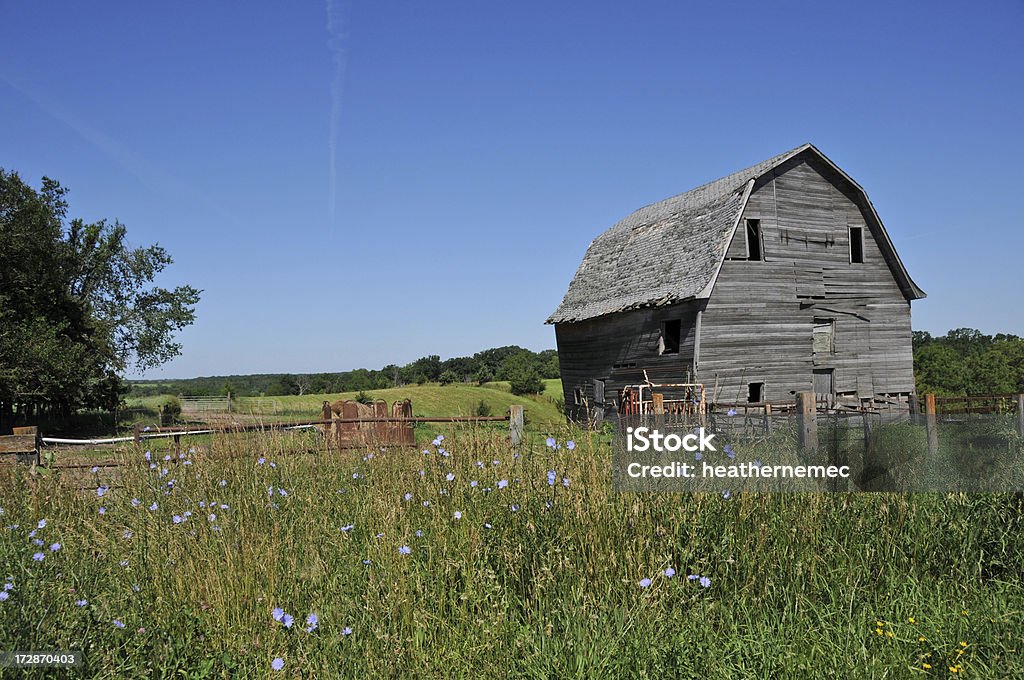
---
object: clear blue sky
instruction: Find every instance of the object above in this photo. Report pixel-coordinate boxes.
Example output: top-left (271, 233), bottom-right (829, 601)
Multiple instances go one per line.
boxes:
top-left (2, 1), bottom-right (1021, 379)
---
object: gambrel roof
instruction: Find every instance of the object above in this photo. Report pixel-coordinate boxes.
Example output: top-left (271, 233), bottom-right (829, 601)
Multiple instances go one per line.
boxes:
top-left (546, 143), bottom-right (925, 324)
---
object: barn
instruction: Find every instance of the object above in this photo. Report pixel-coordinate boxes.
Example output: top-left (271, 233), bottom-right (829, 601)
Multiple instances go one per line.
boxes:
top-left (547, 143), bottom-right (925, 423)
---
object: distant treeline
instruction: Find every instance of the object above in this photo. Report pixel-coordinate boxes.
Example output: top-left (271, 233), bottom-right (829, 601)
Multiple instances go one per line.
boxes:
top-left (914, 328), bottom-right (1024, 395)
top-left (129, 346), bottom-right (560, 397)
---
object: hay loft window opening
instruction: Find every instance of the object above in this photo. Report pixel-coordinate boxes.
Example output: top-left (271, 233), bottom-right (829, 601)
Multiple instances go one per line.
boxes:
top-left (746, 219), bottom-right (763, 261)
top-left (747, 382), bottom-right (764, 403)
top-left (573, 387), bottom-right (585, 405)
top-left (849, 226), bottom-right (864, 263)
top-left (659, 319), bottom-right (681, 355)
top-left (812, 318), bottom-right (835, 354)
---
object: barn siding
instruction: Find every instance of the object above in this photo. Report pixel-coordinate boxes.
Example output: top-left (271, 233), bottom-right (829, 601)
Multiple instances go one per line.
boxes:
top-left (554, 302), bottom-right (699, 421)
top-left (699, 156), bottom-right (915, 403)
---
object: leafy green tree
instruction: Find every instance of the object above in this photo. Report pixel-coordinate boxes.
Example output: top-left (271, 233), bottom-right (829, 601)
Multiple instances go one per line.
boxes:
top-left (0, 169), bottom-right (200, 427)
top-left (505, 353), bottom-right (545, 396)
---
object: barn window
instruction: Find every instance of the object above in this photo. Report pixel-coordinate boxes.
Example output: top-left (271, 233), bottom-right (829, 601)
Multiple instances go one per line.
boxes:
top-left (812, 318), bottom-right (835, 354)
top-left (574, 387), bottom-right (585, 405)
top-left (747, 382), bottom-right (764, 403)
top-left (746, 219), bottom-right (763, 261)
top-left (849, 226), bottom-right (864, 263)
top-left (659, 320), bottom-right (681, 355)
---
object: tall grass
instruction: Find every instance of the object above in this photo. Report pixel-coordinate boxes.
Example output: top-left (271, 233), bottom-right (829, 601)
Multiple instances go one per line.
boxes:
top-left (1, 425), bottom-right (1022, 677)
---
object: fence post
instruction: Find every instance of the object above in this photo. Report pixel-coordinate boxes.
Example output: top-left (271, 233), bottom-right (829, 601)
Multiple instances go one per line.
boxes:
top-left (796, 391), bottom-right (817, 456)
top-left (924, 393), bottom-right (939, 458)
top-left (133, 423), bottom-right (142, 446)
top-left (763, 402), bottom-right (773, 436)
top-left (510, 405), bottom-right (524, 447)
top-left (1017, 394), bottom-right (1024, 438)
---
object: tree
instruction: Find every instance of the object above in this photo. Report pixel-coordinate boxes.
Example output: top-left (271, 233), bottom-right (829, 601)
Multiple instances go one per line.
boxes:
top-left (505, 352), bottom-right (545, 396)
top-left (0, 169), bottom-right (200, 426)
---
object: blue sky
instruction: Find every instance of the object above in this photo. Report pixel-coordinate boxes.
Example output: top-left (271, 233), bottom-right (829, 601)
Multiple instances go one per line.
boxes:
top-left (2, 1), bottom-right (1021, 379)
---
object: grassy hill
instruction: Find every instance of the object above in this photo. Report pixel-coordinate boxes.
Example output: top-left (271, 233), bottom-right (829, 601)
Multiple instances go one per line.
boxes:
top-left (128, 380), bottom-right (566, 428)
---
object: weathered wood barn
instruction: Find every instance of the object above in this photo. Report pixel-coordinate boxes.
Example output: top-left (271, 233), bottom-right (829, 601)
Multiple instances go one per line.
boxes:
top-left (547, 143), bottom-right (925, 422)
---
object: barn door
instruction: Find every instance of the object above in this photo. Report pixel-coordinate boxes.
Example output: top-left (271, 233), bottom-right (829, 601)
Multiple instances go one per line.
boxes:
top-left (813, 369), bottom-right (834, 407)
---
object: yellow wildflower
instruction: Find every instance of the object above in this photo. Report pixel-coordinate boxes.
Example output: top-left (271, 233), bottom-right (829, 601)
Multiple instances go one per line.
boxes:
top-left (908, 616), bottom-right (916, 624)
top-left (959, 641), bottom-right (967, 648)
top-left (923, 663), bottom-right (932, 669)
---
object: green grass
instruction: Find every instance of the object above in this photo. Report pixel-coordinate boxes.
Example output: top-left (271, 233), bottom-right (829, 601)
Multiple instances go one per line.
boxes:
top-left (124, 383), bottom-right (566, 428)
top-left (2, 426), bottom-right (1022, 677)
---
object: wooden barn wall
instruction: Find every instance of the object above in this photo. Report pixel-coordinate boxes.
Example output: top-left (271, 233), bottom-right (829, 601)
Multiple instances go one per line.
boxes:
top-left (699, 154), bottom-right (915, 403)
top-left (554, 301), bottom-right (699, 420)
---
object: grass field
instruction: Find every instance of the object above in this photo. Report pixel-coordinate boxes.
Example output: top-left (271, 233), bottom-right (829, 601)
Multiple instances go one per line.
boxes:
top-left (2, 422), bottom-right (1023, 677)
top-left (124, 380), bottom-right (565, 429)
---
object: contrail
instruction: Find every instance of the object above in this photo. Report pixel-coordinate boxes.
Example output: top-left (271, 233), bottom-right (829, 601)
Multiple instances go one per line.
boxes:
top-left (326, 0), bottom-right (346, 230)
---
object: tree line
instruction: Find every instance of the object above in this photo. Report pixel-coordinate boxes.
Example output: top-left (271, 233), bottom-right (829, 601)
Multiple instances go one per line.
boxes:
top-left (128, 346), bottom-right (561, 398)
top-left (913, 328), bottom-right (1024, 395)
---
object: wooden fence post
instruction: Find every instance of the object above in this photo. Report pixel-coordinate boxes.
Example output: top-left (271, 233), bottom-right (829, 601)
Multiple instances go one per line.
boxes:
top-left (1016, 394), bottom-right (1024, 438)
top-left (763, 402), bottom-right (773, 436)
top-left (510, 405), bottom-right (524, 447)
top-left (133, 423), bottom-right (142, 446)
top-left (796, 391), bottom-right (817, 456)
top-left (924, 393), bottom-right (939, 458)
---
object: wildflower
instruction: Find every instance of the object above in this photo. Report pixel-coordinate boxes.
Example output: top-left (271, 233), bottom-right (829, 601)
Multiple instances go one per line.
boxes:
top-left (342, 627), bottom-right (353, 636)
top-left (272, 607), bottom-right (285, 622)
top-left (722, 490), bottom-right (731, 500)
top-left (119, 560), bottom-right (128, 567)
top-left (562, 477), bottom-right (570, 488)
top-left (113, 619), bottom-right (125, 628)
top-left (724, 444), bottom-right (735, 459)
top-left (37, 519), bottom-right (47, 529)
top-left (209, 514), bottom-right (216, 522)
top-left (50, 543), bottom-right (60, 552)
top-left (362, 559), bottom-right (371, 565)
top-left (271, 658), bottom-right (284, 671)
top-left (918, 636), bottom-right (927, 642)
top-left (398, 545), bottom-right (411, 555)
top-left (305, 613), bottom-right (318, 632)
top-left (149, 502), bottom-right (158, 511)
top-left (282, 614), bottom-right (293, 629)
top-left (492, 459), bottom-right (500, 466)
top-left (33, 538), bottom-right (44, 546)
top-left (546, 437), bottom-right (557, 448)
top-left (639, 578), bottom-right (652, 588)
top-left (172, 515), bottom-right (183, 524)
top-left (0, 592), bottom-right (8, 602)
top-left (131, 498), bottom-right (141, 507)
top-left (270, 462), bottom-right (277, 468)
top-left (415, 530), bottom-right (424, 537)
top-left (727, 408), bottom-right (737, 417)
top-left (32, 551), bottom-right (44, 562)
top-left (75, 599), bottom-right (88, 607)
top-left (664, 567), bottom-right (676, 578)
top-left (922, 663), bottom-right (931, 669)
top-left (422, 501), bottom-right (430, 507)
top-left (132, 584), bottom-right (140, 592)
top-left (470, 481), bottom-right (478, 488)
top-left (340, 524), bottom-right (354, 532)
top-left (699, 576), bottom-right (711, 588)
top-left (163, 455), bottom-right (171, 462)
top-left (547, 470), bottom-right (556, 486)
top-left (374, 532), bottom-right (384, 538)
top-left (484, 523), bottom-right (492, 529)
top-left (29, 529), bottom-right (36, 538)
top-left (219, 479), bottom-right (227, 487)
top-left (446, 473), bottom-right (455, 482)
top-left (960, 641), bottom-right (967, 648)
top-left (454, 511), bottom-right (462, 520)
top-left (257, 457), bottom-right (266, 465)
top-left (751, 459), bottom-right (762, 468)
top-left (511, 504), bottom-right (519, 512)
top-left (278, 488), bottom-right (287, 496)
top-left (404, 493), bottom-right (413, 501)
top-left (91, 466), bottom-right (99, 473)
top-left (695, 452), bottom-right (703, 461)
top-left (476, 461), bottom-right (484, 468)
top-left (566, 440), bottom-right (576, 450)
top-left (144, 451), bottom-right (151, 461)
top-left (123, 530), bottom-right (133, 539)
top-left (498, 479), bottom-right (509, 489)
